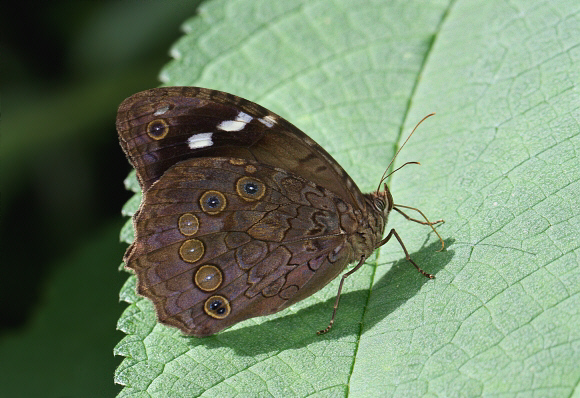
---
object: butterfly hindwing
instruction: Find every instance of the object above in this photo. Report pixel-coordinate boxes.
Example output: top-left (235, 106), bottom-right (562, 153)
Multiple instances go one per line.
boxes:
top-left (126, 157), bottom-right (358, 336)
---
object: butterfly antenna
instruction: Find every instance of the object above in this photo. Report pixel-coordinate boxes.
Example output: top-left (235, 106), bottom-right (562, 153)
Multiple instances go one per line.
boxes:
top-left (376, 113), bottom-right (435, 194)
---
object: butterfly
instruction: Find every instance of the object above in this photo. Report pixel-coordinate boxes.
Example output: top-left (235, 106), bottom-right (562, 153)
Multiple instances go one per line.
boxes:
top-left (117, 87), bottom-right (443, 337)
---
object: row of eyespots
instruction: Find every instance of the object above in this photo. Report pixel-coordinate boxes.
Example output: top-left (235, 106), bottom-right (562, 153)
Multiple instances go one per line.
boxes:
top-left (177, 176), bottom-right (265, 233)
top-left (195, 177), bottom-right (266, 219)
top-left (176, 232), bottom-right (230, 318)
top-left (177, 213), bottom-right (230, 318)
top-left (176, 175), bottom-right (266, 260)
top-left (175, 178), bottom-right (267, 321)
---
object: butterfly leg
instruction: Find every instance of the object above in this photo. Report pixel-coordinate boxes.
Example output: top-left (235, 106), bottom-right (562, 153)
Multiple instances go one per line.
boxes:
top-left (378, 229), bottom-right (435, 279)
top-left (393, 206), bottom-right (443, 226)
top-left (393, 204), bottom-right (445, 251)
top-left (317, 255), bottom-right (367, 335)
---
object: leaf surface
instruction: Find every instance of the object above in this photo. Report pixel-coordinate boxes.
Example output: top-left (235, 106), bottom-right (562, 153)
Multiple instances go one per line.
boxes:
top-left (116, 1), bottom-right (580, 396)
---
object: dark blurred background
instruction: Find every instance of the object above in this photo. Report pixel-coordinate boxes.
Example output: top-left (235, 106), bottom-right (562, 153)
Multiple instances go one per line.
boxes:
top-left (1, 1), bottom-right (201, 395)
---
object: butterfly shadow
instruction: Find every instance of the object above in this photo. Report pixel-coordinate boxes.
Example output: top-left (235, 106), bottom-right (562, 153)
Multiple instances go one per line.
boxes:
top-left (186, 237), bottom-right (455, 356)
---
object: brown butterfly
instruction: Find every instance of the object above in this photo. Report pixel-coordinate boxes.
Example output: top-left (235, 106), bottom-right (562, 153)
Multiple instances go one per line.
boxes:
top-left (117, 87), bottom-right (443, 337)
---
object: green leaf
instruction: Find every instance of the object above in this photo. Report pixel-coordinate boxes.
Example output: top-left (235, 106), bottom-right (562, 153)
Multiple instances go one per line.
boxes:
top-left (116, 0), bottom-right (580, 396)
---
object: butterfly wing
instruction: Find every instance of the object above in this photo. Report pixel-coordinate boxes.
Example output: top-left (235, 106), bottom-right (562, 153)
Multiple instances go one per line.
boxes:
top-left (127, 157), bottom-right (359, 336)
top-left (117, 87), bottom-right (366, 210)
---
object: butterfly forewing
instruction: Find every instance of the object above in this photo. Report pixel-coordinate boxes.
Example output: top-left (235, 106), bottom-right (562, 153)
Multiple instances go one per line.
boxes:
top-left (117, 87), bottom-right (365, 209)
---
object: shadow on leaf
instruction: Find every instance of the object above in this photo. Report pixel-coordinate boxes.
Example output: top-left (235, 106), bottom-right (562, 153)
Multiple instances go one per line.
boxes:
top-left (183, 237), bottom-right (455, 355)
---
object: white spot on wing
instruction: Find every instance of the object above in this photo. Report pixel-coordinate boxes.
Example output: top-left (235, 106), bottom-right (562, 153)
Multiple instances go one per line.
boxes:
top-left (217, 120), bottom-right (245, 132)
top-left (217, 111), bottom-right (254, 132)
top-left (258, 115), bottom-right (277, 128)
top-left (188, 133), bottom-right (213, 149)
top-left (237, 112), bottom-right (253, 123)
top-left (154, 105), bottom-right (170, 116)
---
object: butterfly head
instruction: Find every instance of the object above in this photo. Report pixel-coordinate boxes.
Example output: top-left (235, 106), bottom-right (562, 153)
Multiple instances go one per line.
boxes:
top-left (370, 183), bottom-right (394, 218)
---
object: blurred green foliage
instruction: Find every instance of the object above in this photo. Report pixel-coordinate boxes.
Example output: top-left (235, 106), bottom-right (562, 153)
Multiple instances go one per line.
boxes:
top-left (0, 1), bottom-right (201, 395)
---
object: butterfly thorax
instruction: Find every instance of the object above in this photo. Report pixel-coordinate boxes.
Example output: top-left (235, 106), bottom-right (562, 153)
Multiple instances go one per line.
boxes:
top-left (344, 189), bottom-right (391, 264)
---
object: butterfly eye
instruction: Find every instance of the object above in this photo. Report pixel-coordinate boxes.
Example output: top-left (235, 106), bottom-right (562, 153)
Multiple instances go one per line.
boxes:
top-left (146, 119), bottom-right (170, 140)
top-left (200, 191), bottom-right (227, 214)
top-left (204, 295), bottom-right (231, 319)
top-left (374, 198), bottom-right (386, 211)
top-left (236, 177), bottom-right (265, 201)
